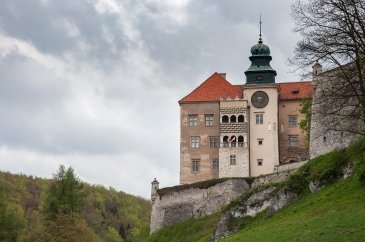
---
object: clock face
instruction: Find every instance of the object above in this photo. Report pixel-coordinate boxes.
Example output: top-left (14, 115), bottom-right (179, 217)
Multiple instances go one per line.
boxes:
top-left (251, 91), bottom-right (269, 108)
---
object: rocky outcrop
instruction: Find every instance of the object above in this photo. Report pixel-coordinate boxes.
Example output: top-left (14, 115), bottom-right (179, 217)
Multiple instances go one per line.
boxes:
top-left (211, 187), bottom-right (296, 241)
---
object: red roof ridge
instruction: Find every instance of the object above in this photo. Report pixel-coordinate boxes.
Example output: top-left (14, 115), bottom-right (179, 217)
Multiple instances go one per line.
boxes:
top-left (179, 72), bottom-right (242, 104)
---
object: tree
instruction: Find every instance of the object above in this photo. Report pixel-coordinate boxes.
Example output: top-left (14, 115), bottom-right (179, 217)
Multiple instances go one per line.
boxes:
top-left (44, 165), bottom-right (85, 219)
top-left (291, 0), bottom-right (365, 135)
top-left (0, 192), bottom-right (25, 241)
top-left (299, 97), bottom-right (312, 144)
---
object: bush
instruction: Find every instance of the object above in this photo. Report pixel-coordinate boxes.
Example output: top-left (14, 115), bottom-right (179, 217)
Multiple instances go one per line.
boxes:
top-left (286, 173), bottom-right (308, 194)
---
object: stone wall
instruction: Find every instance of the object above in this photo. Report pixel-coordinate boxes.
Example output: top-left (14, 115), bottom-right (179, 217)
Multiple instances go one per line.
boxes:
top-left (309, 66), bottom-right (361, 158)
top-left (150, 170), bottom-right (296, 233)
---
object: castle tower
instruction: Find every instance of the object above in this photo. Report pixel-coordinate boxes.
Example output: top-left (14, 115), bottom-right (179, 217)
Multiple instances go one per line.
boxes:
top-left (312, 62), bottom-right (322, 77)
top-left (218, 97), bottom-right (250, 178)
top-left (244, 18), bottom-right (280, 176)
top-left (151, 178), bottom-right (159, 202)
top-left (244, 17), bottom-right (277, 84)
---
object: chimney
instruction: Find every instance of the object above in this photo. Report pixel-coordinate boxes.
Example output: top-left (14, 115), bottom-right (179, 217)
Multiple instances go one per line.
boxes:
top-left (218, 73), bottom-right (226, 79)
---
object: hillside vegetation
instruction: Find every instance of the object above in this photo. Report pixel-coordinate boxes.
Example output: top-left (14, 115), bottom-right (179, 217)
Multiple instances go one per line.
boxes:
top-left (0, 166), bottom-right (151, 242)
top-left (150, 137), bottom-right (365, 242)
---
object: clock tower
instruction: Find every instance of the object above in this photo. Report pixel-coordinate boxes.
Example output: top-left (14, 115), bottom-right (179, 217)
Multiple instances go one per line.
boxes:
top-left (244, 19), bottom-right (280, 176)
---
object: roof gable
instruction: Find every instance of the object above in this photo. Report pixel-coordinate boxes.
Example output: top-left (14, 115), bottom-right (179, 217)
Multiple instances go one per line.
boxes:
top-left (278, 81), bottom-right (312, 100)
top-left (179, 73), bottom-right (242, 103)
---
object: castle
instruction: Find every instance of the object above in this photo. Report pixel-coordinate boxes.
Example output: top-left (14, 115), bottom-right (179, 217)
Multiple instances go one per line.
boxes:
top-left (150, 28), bottom-right (363, 235)
top-left (178, 33), bottom-right (312, 184)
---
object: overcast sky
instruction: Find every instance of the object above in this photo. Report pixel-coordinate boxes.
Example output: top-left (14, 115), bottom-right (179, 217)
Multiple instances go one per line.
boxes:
top-left (0, 0), bottom-right (306, 198)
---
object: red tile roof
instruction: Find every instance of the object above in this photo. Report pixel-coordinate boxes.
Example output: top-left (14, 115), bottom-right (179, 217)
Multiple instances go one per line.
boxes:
top-left (278, 81), bottom-right (312, 100)
top-left (179, 73), bottom-right (242, 103)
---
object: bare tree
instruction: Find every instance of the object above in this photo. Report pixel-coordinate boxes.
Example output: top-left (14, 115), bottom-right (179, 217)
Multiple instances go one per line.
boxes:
top-left (290, 0), bottom-right (365, 135)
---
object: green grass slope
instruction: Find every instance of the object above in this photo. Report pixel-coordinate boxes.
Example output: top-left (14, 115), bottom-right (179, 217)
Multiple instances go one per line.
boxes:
top-left (222, 177), bottom-right (365, 242)
top-left (150, 137), bottom-right (365, 242)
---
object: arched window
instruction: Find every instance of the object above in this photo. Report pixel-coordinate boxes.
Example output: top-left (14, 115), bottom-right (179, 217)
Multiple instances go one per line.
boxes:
top-left (238, 136), bottom-right (244, 147)
top-left (238, 115), bottom-right (244, 122)
top-left (230, 136), bottom-right (237, 147)
top-left (223, 136), bottom-right (229, 147)
top-left (222, 115), bottom-right (229, 123)
top-left (230, 115), bottom-right (237, 123)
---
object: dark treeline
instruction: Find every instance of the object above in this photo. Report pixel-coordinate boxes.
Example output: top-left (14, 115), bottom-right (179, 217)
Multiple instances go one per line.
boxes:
top-left (0, 165), bottom-right (151, 242)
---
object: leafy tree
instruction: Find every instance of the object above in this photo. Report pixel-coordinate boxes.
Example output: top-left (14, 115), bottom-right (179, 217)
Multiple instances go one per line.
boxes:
top-left (104, 227), bottom-right (124, 242)
top-left (44, 165), bottom-right (85, 219)
top-left (0, 192), bottom-right (25, 241)
top-left (291, 0), bottom-right (365, 134)
top-left (299, 97), bottom-right (312, 144)
top-left (44, 214), bottom-right (101, 242)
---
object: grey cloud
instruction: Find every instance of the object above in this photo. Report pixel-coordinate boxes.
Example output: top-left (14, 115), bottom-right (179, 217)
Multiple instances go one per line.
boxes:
top-left (0, 0), bottom-right (130, 67)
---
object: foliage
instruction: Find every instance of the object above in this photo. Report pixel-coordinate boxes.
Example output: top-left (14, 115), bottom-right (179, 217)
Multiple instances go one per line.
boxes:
top-left (44, 214), bottom-right (101, 242)
top-left (103, 227), bottom-right (124, 242)
top-left (0, 191), bottom-right (26, 241)
top-left (0, 166), bottom-right (151, 242)
top-left (299, 97), bottom-right (312, 143)
top-left (44, 165), bottom-right (85, 219)
top-left (149, 213), bottom-right (220, 242)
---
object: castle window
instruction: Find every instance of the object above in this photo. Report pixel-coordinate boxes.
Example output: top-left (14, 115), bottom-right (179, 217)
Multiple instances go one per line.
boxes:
top-left (288, 135), bottom-right (298, 147)
top-left (188, 115), bottom-right (198, 126)
top-left (257, 159), bottom-right (263, 166)
top-left (238, 136), bottom-right (244, 147)
top-left (213, 159), bottom-right (219, 170)
top-left (258, 138), bottom-right (263, 145)
top-left (289, 116), bottom-right (297, 127)
top-left (230, 115), bottom-right (237, 123)
top-left (230, 136), bottom-right (237, 147)
top-left (238, 115), bottom-right (244, 122)
top-left (205, 114), bottom-right (214, 126)
top-left (222, 115), bottom-right (229, 123)
top-left (190, 137), bottom-right (199, 148)
top-left (223, 136), bottom-right (229, 147)
top-left (209, 137), bottom-right (219, 148)
top-left (323, 136), bottom-right (327, 142)
top-left (192, 160), bottom-right (200, 172)
top-left (230, 155), bottom-right (236, 165)
top-left (255, 113), bottom-right (263, 124)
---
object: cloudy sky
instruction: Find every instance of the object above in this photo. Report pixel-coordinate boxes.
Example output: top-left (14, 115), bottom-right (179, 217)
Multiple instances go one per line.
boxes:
top-left (0, 0), bottom-right (306, 198)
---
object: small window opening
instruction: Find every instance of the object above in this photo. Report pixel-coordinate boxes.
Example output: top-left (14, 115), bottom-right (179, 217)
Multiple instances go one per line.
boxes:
top-left (222, 115), bottom-right (229, 123)
top-left (230, 115), bottom-right (237, 123)
top-left (223, 136), bottom-right (229, 147)
top-left (238, 115), bottom-right (244, 122)
top-left (238, 136), bottom-right (244, 147)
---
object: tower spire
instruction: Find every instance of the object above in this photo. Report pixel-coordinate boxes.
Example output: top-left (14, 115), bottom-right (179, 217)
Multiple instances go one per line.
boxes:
top-left (259, 14), bottom-right (263, 44)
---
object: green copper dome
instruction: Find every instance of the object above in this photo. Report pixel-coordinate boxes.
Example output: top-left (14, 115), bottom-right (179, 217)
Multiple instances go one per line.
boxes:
top-left (250, 42), bottom-right (270, 56)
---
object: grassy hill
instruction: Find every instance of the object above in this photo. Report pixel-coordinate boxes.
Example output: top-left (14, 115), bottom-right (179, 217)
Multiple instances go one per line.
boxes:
top-left (0, 168), bottom-right (151, 242)
top-left (150, 137), bottom-right (365, 242)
